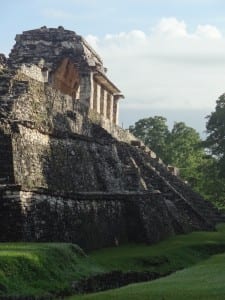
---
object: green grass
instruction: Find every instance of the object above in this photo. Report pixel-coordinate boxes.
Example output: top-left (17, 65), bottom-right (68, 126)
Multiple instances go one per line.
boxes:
top-left (86, 223), bottom-right (225, 275)
top-left (69, 252), bottom-right (225, 300)
top-left (0, 243), bottom-right (102, 297)
top-left (1, 224), bottom-right (225, 297)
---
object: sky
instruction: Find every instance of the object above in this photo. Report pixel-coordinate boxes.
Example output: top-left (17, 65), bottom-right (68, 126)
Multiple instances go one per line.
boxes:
top-left (1, 0), bottom-right (225, 135)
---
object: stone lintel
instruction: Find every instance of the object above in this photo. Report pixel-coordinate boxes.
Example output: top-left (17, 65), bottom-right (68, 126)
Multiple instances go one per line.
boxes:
top-left (94, 72), bottom-right (123, 97)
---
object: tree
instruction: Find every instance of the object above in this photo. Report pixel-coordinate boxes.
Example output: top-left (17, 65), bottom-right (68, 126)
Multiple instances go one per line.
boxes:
top-left (129, 115), bottom-right (225, 209)
top-left (196, 156), bottom-right (225, 210)
top-left (166, 122), bottom-right (204, 185)
top-left (130, 117), bottom-right (205, 186)
top-left (206, 93), bottom-right (225, 176)
top-left (129, 116), bottom-right (169, 160)
top-left (129, 117), bottom-right (204, 183)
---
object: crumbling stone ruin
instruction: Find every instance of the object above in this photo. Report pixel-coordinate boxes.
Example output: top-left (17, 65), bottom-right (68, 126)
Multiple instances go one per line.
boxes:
top-left (0, 26), bottom-right (224, 250)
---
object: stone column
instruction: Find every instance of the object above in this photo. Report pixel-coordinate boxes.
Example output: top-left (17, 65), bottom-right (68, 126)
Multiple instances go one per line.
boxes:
top-left (93, 80), bottom-right (97, 111)
top-left (96, 84), bottom-right (101, 113)
top-left (100, 86), bottom-right (104, 116)
top-left (89, 73), bottom-right (94, 110)
top-left (103, 90), bottom-right (107, 118)
top-left (106, 93), bottom-right (113, 121)
top-left (79, 73), bottom-right (92, 107)
top-left (113, 96), bottom-right (119, 125)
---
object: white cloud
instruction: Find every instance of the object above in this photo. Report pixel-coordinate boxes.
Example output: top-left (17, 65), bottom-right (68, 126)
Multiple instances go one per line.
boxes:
top-left (105, 30), bottom-right (147, 41)
top-left (196, 25), bottom-right (222, 39)
top-left (153, 17), bottom-right (188, 38)
top-left (86, 18), bottom-right (225, 116)
top-left (85, 35), bottom-right (99, 50)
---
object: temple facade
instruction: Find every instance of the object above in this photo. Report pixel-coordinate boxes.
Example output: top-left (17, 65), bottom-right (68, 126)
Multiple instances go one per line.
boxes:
top-left (8, 26), bottom-right (124, 125)
top-left (0, 26), bottom-right (224, 250)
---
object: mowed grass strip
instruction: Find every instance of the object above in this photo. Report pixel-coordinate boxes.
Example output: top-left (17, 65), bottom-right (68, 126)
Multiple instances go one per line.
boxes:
top-left (87, 223), bottom-right (225, 274)
top-left (69, 252), bottom-right (225, 300)
top-left (1, 224), bottom-right (225, 297)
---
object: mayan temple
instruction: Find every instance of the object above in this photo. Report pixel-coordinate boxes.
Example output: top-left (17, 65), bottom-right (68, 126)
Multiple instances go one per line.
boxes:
top-left (0, 26), bottom-right (224, 250)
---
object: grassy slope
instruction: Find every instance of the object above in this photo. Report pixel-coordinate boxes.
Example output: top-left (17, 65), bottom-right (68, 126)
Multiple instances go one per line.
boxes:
top-left (88, 223), bottom-right (225, 274)
top-left (1, 225), bottom-right (225, 297)
top-left (0, 243), bottom-right (102, 296)
top-left (70, 252), bottom-right (225, 300)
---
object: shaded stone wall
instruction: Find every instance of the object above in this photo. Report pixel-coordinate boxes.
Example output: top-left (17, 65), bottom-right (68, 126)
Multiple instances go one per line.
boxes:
top-left (12, 125), bottom-right (124, 192)
top-left (0, 131), bottom-right (14, 184)
top-left (21, 191), bottom-right (127, 250)
top-left (0, 186), bottom-right (23, 241)
top-left (0, 187), bottom-right (176, 250)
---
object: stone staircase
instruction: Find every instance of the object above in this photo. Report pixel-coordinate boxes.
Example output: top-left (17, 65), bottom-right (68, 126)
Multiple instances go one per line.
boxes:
top-left (150, 156), bottom-right (225, 225)
top-left (127, 140), bottom-right (225, 228)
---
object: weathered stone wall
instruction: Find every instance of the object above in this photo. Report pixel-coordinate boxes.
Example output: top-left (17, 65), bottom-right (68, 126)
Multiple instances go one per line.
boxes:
top-left (1, 66), bottom-right (136, 145)
top-left (0, 186), bottom-right (176, 250)
top-left (8, 27), bottom-right (123, 125)
top-left (0, 177), bottom-right (221, 250)
top-left (5, 72), bottom-right (143, 193)
top-left (12, 125), bottom-right (124, 192)
top-left (88, 109), bottom-right (139, 143)
top-left (12, 72), bottom-right (91, 135)
top-left (0, 54), bottom-right (7, 69)
top-left (19, 64), bottom-right (47, 82)
top-left (8, 27), bottom-right (86, 72)
top-left (20, 191), bottom-right (127, 249)
top-left (0, 69), bottom-right (221, 249)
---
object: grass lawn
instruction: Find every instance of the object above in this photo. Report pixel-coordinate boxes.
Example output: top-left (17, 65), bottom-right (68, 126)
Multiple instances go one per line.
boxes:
top-left (87, 223), bottom-right (225, 275)
top-left (1, 224), bottom-right (225, 297)
top-left (69, 252), bottom-right (225, 300)
top-left (0, 243), bottom-right (101, 297)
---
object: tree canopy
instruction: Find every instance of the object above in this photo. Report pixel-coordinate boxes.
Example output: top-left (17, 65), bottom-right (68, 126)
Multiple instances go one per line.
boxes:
top-left (129, 115), bottom-right (225, 210)
top-left (206, 93), bottom-right (225, 176)
top-left (129, 117), bottom-right (203, 180)
top-left (129, 116), bottom-right (169, 159)
top-left (165, 122), bottom-right (204, 185)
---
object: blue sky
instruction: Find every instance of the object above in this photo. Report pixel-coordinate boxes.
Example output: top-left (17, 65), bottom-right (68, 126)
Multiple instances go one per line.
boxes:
top-left (2, 0), bottom-right (225, 134)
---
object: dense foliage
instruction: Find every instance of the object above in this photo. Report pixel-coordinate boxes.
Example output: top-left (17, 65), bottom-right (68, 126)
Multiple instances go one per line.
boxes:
top-left (206, 93), bottom-right (225, 176)
top-left (129, 112), bottom-right (225, 209)
top-left (129, 116), bottom-right (169, 159)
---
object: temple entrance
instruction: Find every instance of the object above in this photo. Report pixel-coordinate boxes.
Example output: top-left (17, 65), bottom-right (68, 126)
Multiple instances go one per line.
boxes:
top-left (51, 58), bottom-right (80, 98)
